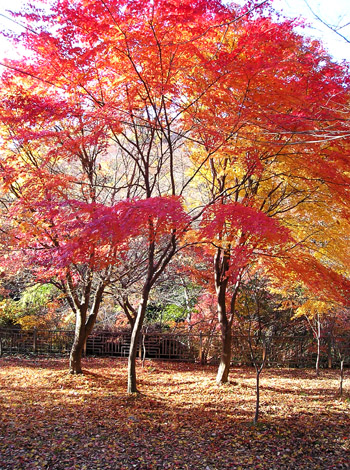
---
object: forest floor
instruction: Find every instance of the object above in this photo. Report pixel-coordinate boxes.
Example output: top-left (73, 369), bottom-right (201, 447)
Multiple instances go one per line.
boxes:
top-left (0, 357), bottom-right (349, 470)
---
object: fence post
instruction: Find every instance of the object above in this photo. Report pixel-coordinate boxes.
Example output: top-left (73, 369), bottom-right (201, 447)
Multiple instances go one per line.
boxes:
top-left (33, 327), bottom-right (37, 354)
top-left (199, 333), bottom-right (203, 364)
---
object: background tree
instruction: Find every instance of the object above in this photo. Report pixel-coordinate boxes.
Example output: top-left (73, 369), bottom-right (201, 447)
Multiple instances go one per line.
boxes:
top-left (293, 299), bottom-right (332, 377)
top-left (236, 277), bottom-right (277, 424)
top-left (0, 64), bottom-right (145, 373)
top-left (189, 10), bottom-right (350, 383)
top-left (0, 283), bottom-right (62, 329)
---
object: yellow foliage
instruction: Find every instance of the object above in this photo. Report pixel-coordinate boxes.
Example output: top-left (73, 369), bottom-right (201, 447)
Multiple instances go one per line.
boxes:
top-left (294, 300), bottom-right (330, 320)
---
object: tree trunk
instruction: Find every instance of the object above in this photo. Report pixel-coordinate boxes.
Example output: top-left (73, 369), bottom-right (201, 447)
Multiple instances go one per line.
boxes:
top-left (215, 270), bottom-right (234, 385)
top-left (253, 345), bottom-right (266, 425)
top-left (127, 292), bottom-right (149, 393)
top-left (316, 337), bottom-right (320, 377)
top-left (316, 315), bottom-right (321, 378)
top-left (216, 321), bottom-right (232, 384)
top-left (69, 315), bottom-right (86, 374)
top-left (69, 291), bottom-right (102, 374)
top-left (327, 337), bottom-right (332, 369)
top-left (254, 370), bottom-right (261, 424)
top-left (126, 229), bottom-right (176, 393)
top-left (339, 358), bottom-right (344, 397)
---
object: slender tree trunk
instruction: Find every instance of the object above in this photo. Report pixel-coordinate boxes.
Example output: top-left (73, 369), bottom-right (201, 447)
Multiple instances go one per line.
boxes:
top-left (216, 280), bottom-right (231, 384)
top-left (327, 337), bottom-right (332, 369)
top-left (128, 291), bottom-right (149, 393)
top-left (254, 370), bottom-right (261, 424)
top-left (253, 344), bottom-right (266, 425)
top-left (141, 326), bottom-right (149, 368)
top-left (316, 315), bottom-right (321, 378)
top-left (126, 229), bottom-right (176, 393)
top-left (316, 337), bottom-right (320, 377)
top-left (215, 272), bottom-right (239, 385)
top-left (216, 324), bottom-right (232, 384)
top-left (339, 358), bottom-right (344, 397)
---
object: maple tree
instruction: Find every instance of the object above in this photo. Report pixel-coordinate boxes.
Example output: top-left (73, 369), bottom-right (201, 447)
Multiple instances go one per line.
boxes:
top-left (0, 0), bottom-right (270, 389)
top-left (188, 12), bottom-right (350, 383)
top-left (0, 0), bottom-right (213, 385)
top-left (0, 65), bottom-right (152, 372)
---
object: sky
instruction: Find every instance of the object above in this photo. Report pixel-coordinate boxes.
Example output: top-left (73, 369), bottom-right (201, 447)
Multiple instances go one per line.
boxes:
top-left (0, 0), bottom-right (349, 62)
top-left (269, 0), bottom-right (350, 62)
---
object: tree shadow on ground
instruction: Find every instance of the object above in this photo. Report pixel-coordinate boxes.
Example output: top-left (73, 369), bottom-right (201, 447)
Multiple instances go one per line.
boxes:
top-left (0, 357), bottom-right (349, 470)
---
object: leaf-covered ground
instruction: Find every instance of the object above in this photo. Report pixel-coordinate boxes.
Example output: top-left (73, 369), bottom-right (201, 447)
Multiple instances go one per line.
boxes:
top-left (0, 357), bottom-right (349, 469)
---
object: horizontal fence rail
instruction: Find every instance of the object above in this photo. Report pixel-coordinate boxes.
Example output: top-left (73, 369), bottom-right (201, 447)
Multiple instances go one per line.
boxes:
top-left (0, 327), bottom-right (349, 368)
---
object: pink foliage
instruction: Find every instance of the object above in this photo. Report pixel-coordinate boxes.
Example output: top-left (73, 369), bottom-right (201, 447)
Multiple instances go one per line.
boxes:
top-left (201, 202), bottom-right (291, 246)
top-left (3, 195), bottom-right (189, 283)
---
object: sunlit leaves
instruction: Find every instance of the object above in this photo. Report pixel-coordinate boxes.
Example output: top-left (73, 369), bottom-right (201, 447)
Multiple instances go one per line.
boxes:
top-left (201, 201), bottom-right (290, 244)
top-left (0, 0), bottom-right (350, 356)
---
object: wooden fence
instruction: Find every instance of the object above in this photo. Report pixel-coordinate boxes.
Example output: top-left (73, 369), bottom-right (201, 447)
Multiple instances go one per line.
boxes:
top-left (0, 327), bottom-right (349, 368)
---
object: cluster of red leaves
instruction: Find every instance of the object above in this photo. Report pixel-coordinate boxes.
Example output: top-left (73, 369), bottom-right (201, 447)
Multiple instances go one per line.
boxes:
top-left (200, 202), bottom-right (291, 244)
top-left (196, 202), bottom-right (292, 284)
top-left (0, 357), bottom-right (349, 470)
top-left (3, 195), bottom-right (189, 283)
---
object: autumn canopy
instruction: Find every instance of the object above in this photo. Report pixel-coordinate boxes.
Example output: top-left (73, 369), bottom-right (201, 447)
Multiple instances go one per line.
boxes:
top-left (0, 0), bottom-right (349, 391)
